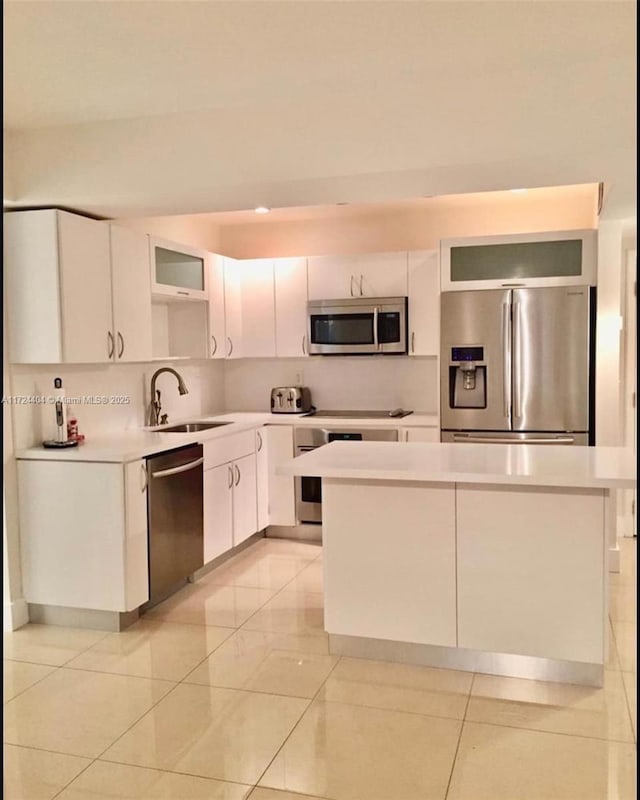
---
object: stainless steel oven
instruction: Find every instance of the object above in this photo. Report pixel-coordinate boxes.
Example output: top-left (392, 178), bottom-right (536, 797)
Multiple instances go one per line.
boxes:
top-left (307, 296), bottom-right (408, 355)
top-left (294, 426), bottom-right (399, 523)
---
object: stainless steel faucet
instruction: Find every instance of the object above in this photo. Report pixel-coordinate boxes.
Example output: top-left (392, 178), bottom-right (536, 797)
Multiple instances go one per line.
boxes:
top-left (148, 368), bottom-right (189, 426)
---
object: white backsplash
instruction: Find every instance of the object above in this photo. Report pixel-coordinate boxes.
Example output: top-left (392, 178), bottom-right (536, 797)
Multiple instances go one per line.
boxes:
top-left (223, 356), bottom-right (439, 414)
top-left (8, 356), bottom-right (438, 451)
top-left (9, 360), bottom-right (225, 450)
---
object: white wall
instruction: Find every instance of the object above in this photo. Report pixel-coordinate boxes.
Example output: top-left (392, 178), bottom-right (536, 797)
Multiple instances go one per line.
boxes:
top-left (10, 360), bottom-right (225, 452)
top-left (224, 357), bottom-right (438, 414)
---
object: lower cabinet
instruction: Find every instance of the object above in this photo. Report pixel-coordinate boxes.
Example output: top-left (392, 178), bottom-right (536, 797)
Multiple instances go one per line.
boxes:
top-left (203, 433), bottom-right (259, 563)
top-left (402, 427), bottom-right (440, 443)
top-left (17, 459), bottom-right (149, 613)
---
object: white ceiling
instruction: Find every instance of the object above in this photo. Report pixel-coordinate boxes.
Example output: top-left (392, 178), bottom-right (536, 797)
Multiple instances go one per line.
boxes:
top-left (3, 1), bottom-right (637, 220)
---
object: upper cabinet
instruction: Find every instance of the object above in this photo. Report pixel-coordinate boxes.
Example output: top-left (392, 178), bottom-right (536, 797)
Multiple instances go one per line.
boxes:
top-left (408, 250), bottom-right (439, 356)
top-left (240, 259), bottom-right (277, 358)
top-left (207, 253), bottom-right (226, 359)
top-left (149, 236), bottom-right (208, 300)
top-left (110, 225), bottom-right (153, 363)
top-left (307, 252), bottom-right (408, 300)
top-left (4, 210), bottom-right (150, 364)
top-left (440, 230), bottom-right (597, 291)
top-left (275, 258), bottom-right (309, 357)
top-left (223, 257), bottom-right (243, 359)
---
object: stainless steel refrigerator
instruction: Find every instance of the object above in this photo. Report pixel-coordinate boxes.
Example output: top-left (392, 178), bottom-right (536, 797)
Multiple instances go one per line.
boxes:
top-left (440, 286), bottom-right (596, 445)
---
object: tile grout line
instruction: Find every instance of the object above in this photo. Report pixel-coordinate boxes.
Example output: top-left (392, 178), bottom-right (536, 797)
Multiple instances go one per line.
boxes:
top-left (443, 671), bottom-right (475, 800)
top-left (251, 654), bottom-right (344, 798)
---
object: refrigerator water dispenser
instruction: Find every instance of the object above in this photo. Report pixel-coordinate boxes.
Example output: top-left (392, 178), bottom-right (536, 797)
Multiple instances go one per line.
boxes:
top-left (449, 347), bottom-right (487, 409)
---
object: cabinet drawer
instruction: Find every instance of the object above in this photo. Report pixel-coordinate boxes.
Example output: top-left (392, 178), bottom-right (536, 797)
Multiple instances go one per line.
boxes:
top-left (204, 430), bottom-right (256, 469)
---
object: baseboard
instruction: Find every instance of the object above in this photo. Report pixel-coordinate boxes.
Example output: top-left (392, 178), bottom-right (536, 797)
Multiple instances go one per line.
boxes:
top-left (266, 524), bottom-right (322, 543)
top-left (28, 603), bottom-right (138, 632)
top-left (3, 597), bottom-right (29, 631)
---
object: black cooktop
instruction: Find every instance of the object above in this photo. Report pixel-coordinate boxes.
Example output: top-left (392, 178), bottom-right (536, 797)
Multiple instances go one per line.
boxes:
top-left (303, 409), bottom-right (413, 419)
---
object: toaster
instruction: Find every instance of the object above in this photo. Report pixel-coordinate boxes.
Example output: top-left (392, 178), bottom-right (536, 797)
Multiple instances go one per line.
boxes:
top-left (270, 386), bottom-right (313, 414)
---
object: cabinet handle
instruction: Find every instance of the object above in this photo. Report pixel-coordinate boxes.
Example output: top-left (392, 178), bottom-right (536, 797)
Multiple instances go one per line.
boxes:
top-left (228, 465), bottom-right (234, 489)
top-left (257, 430), bottom-right (263, 451)
top-left (302, 334), bottom-right (306, 355)
top-left (359, 274), bottom-right (364, 295)
top-left (211, 335), bottom-right (217, 357)
top-left (140, 462), bottom-right (147, 492)
top-left (117, 332), bottom-right (125, 359)
top-left (234, 463), bottom-right (241, 486)
top-left (177, 290), bottom-right (190, 296)
top-left (349, 275), bottom-right (354, 297)
top-left (107, 331), bottom-right (114, 359)
top-left (227, 337), bottom-right (233, 357)
top-left (411, 331), bottom-right (415, 353)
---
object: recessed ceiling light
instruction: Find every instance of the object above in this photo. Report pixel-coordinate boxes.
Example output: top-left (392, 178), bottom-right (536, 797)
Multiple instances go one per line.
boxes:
top-left (510, 189), bottom-right (527, 194)
top-left (254, 206), bottom-right (270, 214)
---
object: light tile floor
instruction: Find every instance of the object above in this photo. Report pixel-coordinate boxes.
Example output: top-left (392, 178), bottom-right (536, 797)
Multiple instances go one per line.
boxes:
top-left (3, 536), bottom-right (637, 800)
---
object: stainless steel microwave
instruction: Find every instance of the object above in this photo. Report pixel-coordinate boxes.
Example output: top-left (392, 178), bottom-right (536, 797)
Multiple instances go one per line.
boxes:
top-left (307, 296), bottom-right (408, 355)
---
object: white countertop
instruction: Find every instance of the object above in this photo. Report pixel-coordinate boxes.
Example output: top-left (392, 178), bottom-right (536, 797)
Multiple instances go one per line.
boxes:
top-left (278, 440), bottom-right (637, 489)
top-left (15, 411), bottom-right (439, 463)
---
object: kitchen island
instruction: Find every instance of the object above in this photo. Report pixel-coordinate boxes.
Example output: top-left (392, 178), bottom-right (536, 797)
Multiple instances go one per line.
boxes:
top-left (279, 441), bottom-right (636, 686)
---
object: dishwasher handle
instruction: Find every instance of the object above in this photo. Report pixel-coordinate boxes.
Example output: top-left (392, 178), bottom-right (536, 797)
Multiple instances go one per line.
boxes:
top-left (151, 457), bottom-right (204, 479)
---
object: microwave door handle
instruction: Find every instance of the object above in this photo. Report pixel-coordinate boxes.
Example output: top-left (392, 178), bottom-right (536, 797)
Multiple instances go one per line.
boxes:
top-left (373, 307), bottom-right (379, 350)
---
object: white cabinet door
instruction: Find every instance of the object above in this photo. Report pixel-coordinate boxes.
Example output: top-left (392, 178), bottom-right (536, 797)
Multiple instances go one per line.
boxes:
top-left (307, 256), bottom-right (355, 300)
top-left (408, 250), bottom-right (439, 356)
top-left (232, 453), bottom-right (258, 546)
top-left (18, 460), bottom-right (147, 612)
top-left (124, 460), bottom-right (151, 609)
top-left (256, 429), bottom-right (269, 531)
top-left (110, 225), bottom-right (153, 363)
top-left (204, 463), bottom-right (234, 563)
top-left (266, 425), bottom-right (296, 526)
top-left (403, 427), bottom-right (440, 443)
top-left (241, 259), bottom-right (276, 357)
top-left (275, 257), bottom-right (309, 357)
top-left (308, 252), bottom-right (408, 300)
top-left (208, 253), bottom-right (226, 359)
top-left (58, 211), bottom-right (114, 363)
top-left (223, 257), bottom-right (243, 358)
top-left (456, 485), bottom-right (604, 663)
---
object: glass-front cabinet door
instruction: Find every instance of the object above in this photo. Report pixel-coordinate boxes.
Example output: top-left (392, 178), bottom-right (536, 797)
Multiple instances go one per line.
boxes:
top-left (440, 229), bottom-right (597, 291)
top-left (149, 236), bottom-right (208, 299)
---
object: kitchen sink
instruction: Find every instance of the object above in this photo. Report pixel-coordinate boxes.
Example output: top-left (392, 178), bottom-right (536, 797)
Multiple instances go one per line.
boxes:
top-left (155, 422), bottom-right (232, 433)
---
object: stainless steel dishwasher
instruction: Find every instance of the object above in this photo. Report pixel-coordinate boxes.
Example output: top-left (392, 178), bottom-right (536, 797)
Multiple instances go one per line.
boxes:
top-left (146, 444), bottom-right (204, 605)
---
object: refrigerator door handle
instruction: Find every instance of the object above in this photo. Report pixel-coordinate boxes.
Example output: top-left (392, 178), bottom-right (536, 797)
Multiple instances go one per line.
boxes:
top-left (513, 300), bottom-right (522, 420)
top-left (502, 298), bottom-right (511, 419)
top-left (452, 434), bottom-right (576, 445)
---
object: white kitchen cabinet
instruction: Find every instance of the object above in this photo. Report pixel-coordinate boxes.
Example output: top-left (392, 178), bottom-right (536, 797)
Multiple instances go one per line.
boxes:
top-left (402, 427), bottom-right (440, 443)
top-left (110, 225), bottom-right (153, 363)
top-left (275, 258), bottom-right (309, 357)
top-left (232, 453), bottom-right (258, 545)
top-left (256, 428), bottom-right (269, 531)
top-left (17, 459), bottom-right (148, 613)
top-left (266, 425), bottom-right (297, 526)
top-left (203, 432), bottom-right (258, 562)
top-left (307, 252), bottom-right (408, 300)
top-left (207, 253), bottom-right (226, 359)
top-left (240, 259), bottom-right (277, 358)
top-left (407, 250), bottom-right (439, 356)
top-left (456, 485), bottom-right (604, 662)
top-left (149, 236), bottom-right (208, 300)
top-left (440, 229), bottom-right (597, 291)
top-left (5, 209), bottom-right (114, 363)
top-left (203, 463), bottom-right (234, 562)
top-left (223, 257), bottom-right (243, 358)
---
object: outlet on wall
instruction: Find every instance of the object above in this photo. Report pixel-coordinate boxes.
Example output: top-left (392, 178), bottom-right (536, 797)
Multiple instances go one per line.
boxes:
top-left (295, 371), bottom-right (304, 385)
